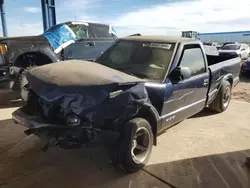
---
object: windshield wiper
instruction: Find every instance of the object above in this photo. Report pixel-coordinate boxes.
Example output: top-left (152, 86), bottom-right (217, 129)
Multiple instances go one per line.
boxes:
top-left (116, 66), bottom-right (132, 71)
top-left (130, 72), bottom-right (155, 79)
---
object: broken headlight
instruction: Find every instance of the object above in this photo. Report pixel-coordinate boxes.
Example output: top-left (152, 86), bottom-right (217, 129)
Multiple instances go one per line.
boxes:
top-left (66, 115), bottom-right (81, 127)
top-left (109, 90), bottom-right (123, 99)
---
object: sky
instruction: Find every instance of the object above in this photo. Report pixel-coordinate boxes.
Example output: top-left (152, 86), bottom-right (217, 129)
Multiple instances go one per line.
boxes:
top-left (1, 0), bottom-right (250, 37)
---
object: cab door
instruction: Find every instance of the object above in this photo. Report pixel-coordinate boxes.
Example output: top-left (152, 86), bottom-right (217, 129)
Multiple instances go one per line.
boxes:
top-left (63, 23), bottom-right (97, 61)
top-left (161, 44), bottom-right (209, 130)
top-left (64, 37), bottom-right (97, 61)
top-left (88, 23), bottom-right (118, 60)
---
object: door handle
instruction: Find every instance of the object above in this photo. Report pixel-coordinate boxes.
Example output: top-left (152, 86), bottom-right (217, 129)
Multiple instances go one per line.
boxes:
top-left (204, 79), bottom-right (209, 86)
top-left (85, 42), bottom-right (95, 47)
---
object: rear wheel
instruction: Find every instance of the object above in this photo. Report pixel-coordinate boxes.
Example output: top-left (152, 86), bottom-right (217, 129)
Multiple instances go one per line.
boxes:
top-left (209, 80), bottom-right (231, 113)
top-left (109, 118), bottom-right (153, 173)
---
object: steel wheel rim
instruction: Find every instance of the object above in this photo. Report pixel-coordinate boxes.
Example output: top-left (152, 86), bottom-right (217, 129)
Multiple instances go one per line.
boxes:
top-left (222, 86), bottom-right (230, 108)
top-left (131, 127), bottom-right (151, 164)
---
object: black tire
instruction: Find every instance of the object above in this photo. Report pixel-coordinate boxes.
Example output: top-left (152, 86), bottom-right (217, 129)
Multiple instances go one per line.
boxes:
top-left (109, 118), bottom-right (153, 173)
top-left (19, 66), bottom-right (37, 101)
top-left (209, 80), bottom-right (232, 113)
top-left (19, 66), bottom-right (37, 89)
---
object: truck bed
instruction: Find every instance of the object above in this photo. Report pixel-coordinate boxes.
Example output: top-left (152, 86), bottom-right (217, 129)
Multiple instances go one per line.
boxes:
top-left (206, 54), bottom-right (239, 66)
top-left (206, 54), bottom-right (241, 105)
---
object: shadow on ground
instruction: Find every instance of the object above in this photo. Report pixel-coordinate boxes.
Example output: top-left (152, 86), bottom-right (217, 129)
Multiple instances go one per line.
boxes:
top-left (0, 90), bottom-right (22, 109)
top-left (0, 118), bottom-right (250, 188)
top-left (144, 149), bottom-right (250, 188)
top-left (189, 108), bottom-right (216, 119)
top-left (0, 119), bottom-right (171, 188)
top-left (239, 74), bottom-right (250, 83)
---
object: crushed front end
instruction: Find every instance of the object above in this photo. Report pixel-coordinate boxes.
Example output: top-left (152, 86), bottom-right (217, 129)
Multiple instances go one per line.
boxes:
top-left (12, 60), bottom-right (150, 150)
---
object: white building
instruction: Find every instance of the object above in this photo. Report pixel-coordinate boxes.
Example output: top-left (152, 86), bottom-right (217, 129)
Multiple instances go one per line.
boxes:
top-left (198, 31), bottom-right (250, 43)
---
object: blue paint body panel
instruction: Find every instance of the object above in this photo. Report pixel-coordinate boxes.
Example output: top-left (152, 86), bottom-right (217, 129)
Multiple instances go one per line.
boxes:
top-left (150, 41), bottom-right (241, 133)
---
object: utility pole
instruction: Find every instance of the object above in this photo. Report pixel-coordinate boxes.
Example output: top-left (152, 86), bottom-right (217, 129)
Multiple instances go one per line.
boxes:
top-left (0, 0), bottom-right (7, 37)
top-left (41, 0), bottom-right (56, 31)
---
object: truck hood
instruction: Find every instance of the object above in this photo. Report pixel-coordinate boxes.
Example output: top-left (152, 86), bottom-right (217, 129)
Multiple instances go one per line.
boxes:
top-left (0, 35), bottom-right (44, 43)
top-left (26, 59), bottom-right (144, 101)
top-left (25, 60), bottom-right (152, 128)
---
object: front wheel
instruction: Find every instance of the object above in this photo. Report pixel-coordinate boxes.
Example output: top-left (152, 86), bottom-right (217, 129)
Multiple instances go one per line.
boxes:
top-left (209, 80), bottom-right (232, 113)
top-left (109, 118), bottom-right (153, 173)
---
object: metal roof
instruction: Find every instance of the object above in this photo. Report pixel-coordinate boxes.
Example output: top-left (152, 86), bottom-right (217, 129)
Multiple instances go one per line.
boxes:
top-left (199, 30), bottom-right (250, 36)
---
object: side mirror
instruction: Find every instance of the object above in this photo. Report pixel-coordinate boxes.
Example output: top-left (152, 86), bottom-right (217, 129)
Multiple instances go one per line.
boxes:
top-left (169, 67), bottom-right (191, 82)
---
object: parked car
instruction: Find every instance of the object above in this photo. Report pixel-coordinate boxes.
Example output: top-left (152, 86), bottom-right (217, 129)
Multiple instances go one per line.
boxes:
top-left (221, 42), bottom-right (239, 47)
top-left (219, 43), bottom-right (250, 60)
top-left (203, 42), bottom-right (221, 49)
top-left (0, 21), bottom-right (118, 92)
top-left (12, 35), bottom-right (241, 173)
top-left (241, 58), bottom-right (250, 76)
top-left (203, 45), bottom-right (219, 56)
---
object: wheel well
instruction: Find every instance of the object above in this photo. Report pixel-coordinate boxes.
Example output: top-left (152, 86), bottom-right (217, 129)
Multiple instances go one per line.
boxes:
top-left (14, 52), bottom-right (53, 68)
top-left (225, 77), bottom-right (233, 86)
top-left (136, 107), bottom-right (158, 146)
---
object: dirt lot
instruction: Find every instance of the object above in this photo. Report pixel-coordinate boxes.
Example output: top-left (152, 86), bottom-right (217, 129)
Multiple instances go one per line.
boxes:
top-left (0, 76), bottom-right (250, 188)
top-left (232, 76), bottom-right (250, 103)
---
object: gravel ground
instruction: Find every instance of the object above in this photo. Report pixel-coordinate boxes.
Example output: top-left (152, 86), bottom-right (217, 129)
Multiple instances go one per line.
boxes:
top-left (1, 101), bottom-right (250, 188)
top-left (232, 76), bottom-right (250, 103)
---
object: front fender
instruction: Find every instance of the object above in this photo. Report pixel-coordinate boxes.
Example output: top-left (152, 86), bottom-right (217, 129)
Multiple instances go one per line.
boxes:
top-left (134, 103), bottom-right (161, 146)
top-left (11, 47), bottom-right (60, 66)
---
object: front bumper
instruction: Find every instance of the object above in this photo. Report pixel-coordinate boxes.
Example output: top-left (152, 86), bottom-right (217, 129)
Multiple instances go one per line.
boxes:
top-left (12, 108), bottom-right (120, 147)
top-left (12, 108), bottom-right (64, 130)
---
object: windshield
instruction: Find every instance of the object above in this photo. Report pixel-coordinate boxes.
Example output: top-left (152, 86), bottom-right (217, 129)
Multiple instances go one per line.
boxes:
top-left (95, 40), bottom-right (176, 81)
top-left (221, 44), bottom-right (241, 50)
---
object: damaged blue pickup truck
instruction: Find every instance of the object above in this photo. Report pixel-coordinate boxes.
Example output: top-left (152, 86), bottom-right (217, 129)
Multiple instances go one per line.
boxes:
top-left (12, 36), bottom-right (241, 173)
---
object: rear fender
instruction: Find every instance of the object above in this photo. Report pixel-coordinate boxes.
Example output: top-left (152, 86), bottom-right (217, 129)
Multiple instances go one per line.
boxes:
top-left (207, 73), bottom-right (233, 105)
top-left (222, 74), bottom-right (234, 87)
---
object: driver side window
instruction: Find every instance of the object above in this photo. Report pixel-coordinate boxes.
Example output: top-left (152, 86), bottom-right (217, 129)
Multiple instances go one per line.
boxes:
top-left (179, 46), bottom-right (206, 76)
top-left (69, 24), bottom-right (89, 39)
